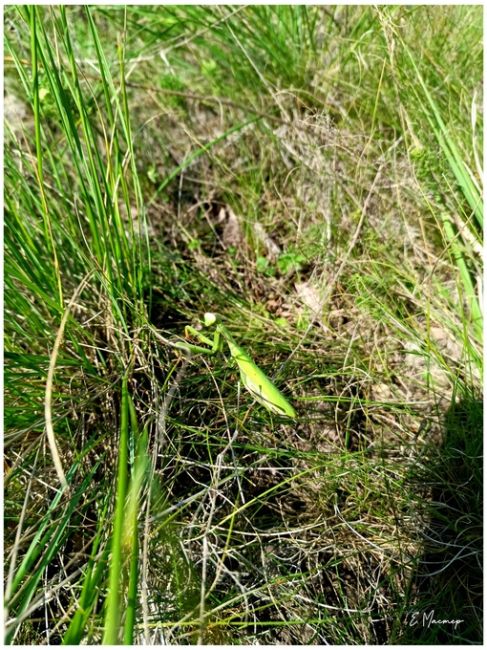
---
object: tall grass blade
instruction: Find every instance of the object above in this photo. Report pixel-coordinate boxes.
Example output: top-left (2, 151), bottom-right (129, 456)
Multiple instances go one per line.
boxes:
top-left (62, 498), bottom-right (110, 645)
top-left (5, 463), bottom-right (100, 644)
top-left (102, 374), bottom-right (130, 644)
top-left (404, 44), bottom-right (483, 230)
top-left (123, 424), bottom-right (149, 644)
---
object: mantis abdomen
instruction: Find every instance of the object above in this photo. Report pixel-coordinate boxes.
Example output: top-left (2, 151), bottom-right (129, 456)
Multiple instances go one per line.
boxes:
top-left (223, 328), bottom-right (296, 419)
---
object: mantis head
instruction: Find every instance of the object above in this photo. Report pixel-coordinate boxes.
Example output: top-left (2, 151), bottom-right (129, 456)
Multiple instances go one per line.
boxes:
top-left (203, 312), bottom-right (219, 327)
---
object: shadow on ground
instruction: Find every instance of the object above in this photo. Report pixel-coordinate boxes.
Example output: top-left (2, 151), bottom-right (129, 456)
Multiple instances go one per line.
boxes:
top-left (396, 393), bottom-right (483, 644)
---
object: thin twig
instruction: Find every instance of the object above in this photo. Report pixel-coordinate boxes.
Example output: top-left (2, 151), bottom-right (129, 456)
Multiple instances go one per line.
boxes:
top-left (44, 271), bottom-right (94, 489)
top-left (141, 352), bottom-right (190, 644)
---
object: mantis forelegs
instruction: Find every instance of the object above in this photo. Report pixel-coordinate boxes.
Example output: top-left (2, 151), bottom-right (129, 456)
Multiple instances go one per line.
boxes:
top-left (175, 325), bottom-right (223, 355)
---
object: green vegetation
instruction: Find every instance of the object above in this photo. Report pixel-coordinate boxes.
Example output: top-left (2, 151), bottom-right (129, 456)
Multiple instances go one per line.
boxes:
top-left (4, 5), bottom-right (482, 644)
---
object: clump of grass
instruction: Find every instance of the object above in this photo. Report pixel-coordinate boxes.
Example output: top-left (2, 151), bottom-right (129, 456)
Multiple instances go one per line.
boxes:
top-left (4, 4), bottom-right (482, 645)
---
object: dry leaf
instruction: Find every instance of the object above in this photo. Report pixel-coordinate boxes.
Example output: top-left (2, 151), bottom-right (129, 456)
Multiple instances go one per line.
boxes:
top-left (222, 207), bottom-right (242, 248)
top-left (295, 281), bottom-right (323, 320)
top-left (253, 222), bottom-right (281, 260)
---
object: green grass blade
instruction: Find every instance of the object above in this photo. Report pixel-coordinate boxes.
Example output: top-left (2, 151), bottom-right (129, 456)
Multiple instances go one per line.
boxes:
top-left (404, 44), bottom-right (483, 229)
top-left (62, 497), bottom-right (110, 645)
top-left (123, 425), bottom-right (149, 644)
top-left (5, 463), bottom-right (100, 644)
top-left (29, 6), bottom-right (63, 306)
top-left (102, 374), bottom-right (130, 644)
top-left (439, 212), bottom-right (482, 340)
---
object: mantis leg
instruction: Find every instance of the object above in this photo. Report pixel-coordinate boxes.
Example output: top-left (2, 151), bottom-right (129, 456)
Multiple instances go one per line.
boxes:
top-left (175, 326), bottom-right (222, 355)
top-left (185, 326), bottom-right (215, 347)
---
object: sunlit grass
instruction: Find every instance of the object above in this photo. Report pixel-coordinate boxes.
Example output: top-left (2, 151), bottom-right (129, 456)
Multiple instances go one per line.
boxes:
top-left (4, 4), bottom-right (482, 644)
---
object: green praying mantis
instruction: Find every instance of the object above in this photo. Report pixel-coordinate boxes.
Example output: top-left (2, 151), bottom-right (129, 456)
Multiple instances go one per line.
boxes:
top-left (175, 313), bottom-right (296, 419)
